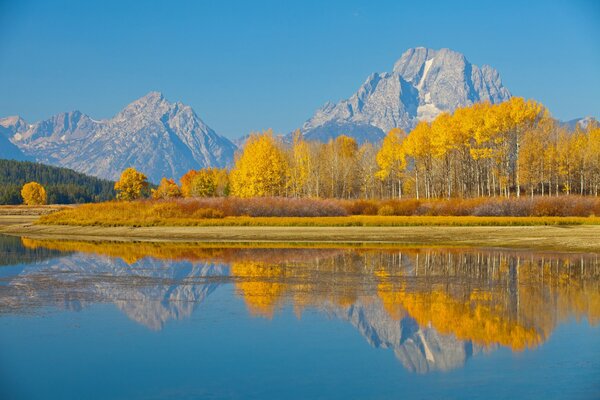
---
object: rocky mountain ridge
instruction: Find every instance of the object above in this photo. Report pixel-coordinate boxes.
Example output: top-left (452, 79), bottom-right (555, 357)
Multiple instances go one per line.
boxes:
top-left (1, 92), bottom-right (237, 183)
top-left (300, 47), bottom-right (511, 142)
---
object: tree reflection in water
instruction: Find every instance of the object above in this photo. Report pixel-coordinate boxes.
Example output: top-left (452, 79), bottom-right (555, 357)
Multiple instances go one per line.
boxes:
top-left (2, 237), bottom-right (598, 373)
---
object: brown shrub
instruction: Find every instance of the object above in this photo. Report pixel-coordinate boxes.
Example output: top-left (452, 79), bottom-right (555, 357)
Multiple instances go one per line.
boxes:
top-left (344, 199), bottom-right (379, 215)
top-left (377, 205), bottom-right (395, 216)
top-left (192, 208), bottom-right (224, 219)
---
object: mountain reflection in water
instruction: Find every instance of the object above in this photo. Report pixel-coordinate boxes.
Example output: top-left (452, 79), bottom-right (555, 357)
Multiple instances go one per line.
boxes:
top-left (1, 237), bottom-right (599, 374)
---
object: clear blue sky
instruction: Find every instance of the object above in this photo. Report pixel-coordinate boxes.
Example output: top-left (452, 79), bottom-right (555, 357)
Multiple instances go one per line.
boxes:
top-left (0, 0), bottom-right (598, 139)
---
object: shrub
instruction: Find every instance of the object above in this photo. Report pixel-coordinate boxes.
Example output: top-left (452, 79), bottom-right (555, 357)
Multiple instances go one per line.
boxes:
top-left (388, 199), bottom-right (421, 216)
top-left (344, 199), bottom-right (379, 215)
top-left (192, 208), bottom-right (224, 219)
top-left (151, 202), bottom-right (182, 218)
top-left (377, 205), bottom-right (395, 216)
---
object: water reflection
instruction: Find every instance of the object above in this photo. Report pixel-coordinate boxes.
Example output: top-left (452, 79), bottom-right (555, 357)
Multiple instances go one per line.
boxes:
top-left (1, 236), bottom-right (599, 373)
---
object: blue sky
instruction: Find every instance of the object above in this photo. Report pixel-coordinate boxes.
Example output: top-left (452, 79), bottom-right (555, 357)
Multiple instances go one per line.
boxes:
top-left (0, 0), bottom-right (598, 139)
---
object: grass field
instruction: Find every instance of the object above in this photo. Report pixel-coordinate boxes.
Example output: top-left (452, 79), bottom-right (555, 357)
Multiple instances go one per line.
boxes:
top-left (3, 224), bottom-right (599, 252)
top-left (38, 213), bottom-right (600, 227)
top-left (35, 197), bottom-right (600, 227)
top-left (1, 203), bottom-right (599, 252)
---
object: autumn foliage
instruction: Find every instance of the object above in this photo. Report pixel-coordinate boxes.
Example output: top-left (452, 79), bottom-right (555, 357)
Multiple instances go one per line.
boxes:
top-left (151, 178), bottom-right (182, 199)
top-left (114, 167), bottom-right (148, 201)
top-left (21, 181), bottom-right (47, 205)
top-left (92, 97), bottom-right (599, 220)
top-left (229, 130), bottom-right (288, 197)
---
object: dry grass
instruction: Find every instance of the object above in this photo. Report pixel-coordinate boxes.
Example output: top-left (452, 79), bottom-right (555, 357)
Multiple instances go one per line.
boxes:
top-left (34, 196), bottom-right (600, 228)
top-left (5, 224), bottom-right (600, 253)
top-left (0, 204), bottom-right (70, 216)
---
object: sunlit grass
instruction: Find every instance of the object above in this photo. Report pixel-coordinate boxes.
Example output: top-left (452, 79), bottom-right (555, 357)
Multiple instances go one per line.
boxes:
top-left (39, 205), bottom-right (600, 227)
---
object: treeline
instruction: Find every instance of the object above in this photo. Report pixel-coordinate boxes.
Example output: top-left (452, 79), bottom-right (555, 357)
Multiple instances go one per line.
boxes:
top-left (0, 159), bottom-right (115, 204)
top-left (148, 97), bottom-right (598, 200)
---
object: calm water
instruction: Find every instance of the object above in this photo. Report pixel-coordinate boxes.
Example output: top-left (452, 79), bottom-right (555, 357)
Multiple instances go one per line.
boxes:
top-left (0, 235), bottom-right (599, 400)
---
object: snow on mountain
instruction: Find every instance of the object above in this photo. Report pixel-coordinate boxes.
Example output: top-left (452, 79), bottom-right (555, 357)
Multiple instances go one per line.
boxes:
top-left (563, 116), bottom-right (598, 131)
top-left (300, 47), bottom-right (511, 143)
top-left (5, 92), bottom-right (237, 183)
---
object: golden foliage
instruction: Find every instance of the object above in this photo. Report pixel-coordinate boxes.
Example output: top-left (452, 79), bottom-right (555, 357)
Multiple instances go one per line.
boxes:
top-left (229, 130), bottom-right (289, 197)
top-left (21, 181), bottom-right (47, 205)
top-left (151, 178), bottom-right (182, 199)
top-left (114, 167), bottom-right (148, 201)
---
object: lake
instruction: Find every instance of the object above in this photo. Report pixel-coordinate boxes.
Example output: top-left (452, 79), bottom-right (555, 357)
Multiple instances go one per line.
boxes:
top-left (0, 235), bottom-right (599, 399)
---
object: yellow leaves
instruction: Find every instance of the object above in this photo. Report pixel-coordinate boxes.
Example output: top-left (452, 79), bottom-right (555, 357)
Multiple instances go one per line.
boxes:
top-left (151, 178), bottom-right (182, 200)
top-left (21, 181), bottom-right (47, 205)
top-left (179, 170), bottom-right (199, 197)
top-left (229, 130), bottom-right (289, 198)
top-left (403, 121), bottom-right (432, 159)
top-left (469, 148), bottom-right (493, 161)
top-left (288, 130), bottom-right (311, 197)
top-left (335, 134), bottom-right (358, 158)
top-left (375, 128), bottom-right (407, 181)
top-left (114, 167), bottom-right (148, 201)
top-left (182, 168), bottom-right (228, 197)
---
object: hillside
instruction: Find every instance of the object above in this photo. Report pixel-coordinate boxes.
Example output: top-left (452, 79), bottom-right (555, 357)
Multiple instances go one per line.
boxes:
top-left (0, 159), bottom-right (115, 204)
top-left (1, 92), bottom-right (237, 183)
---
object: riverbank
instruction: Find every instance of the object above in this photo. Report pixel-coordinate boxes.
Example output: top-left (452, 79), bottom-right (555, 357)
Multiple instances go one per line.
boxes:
top-left (0, 205), bottom-right (69, 226)
top-left (2, 222), bottom-right (599, 252)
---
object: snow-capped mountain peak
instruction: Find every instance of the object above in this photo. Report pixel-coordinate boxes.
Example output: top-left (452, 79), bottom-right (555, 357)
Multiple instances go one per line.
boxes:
top-left (5, 92), bottom-right (237, 183)
top-left (300, 47), bottom-right (511, 143)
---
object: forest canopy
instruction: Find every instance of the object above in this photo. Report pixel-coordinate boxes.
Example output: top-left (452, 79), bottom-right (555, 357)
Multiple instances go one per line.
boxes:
top-left (0, 159), bottom-right (116, 205)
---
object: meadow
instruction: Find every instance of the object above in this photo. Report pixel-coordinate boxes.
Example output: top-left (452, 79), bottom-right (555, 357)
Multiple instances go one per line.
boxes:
top-left (37, 196), bottom-right (600, 227)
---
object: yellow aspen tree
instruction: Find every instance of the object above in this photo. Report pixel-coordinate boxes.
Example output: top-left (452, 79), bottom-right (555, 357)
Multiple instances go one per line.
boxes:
top-left (151, 178), bottom-right (182, 199)
top-left (556, 127), bottom-right (575, 194)
top-left (114, 167), bottom-right (148, 201)
top-left (229, 130), bottom-right (289, 197)
top-left (337, 135), bottom-right (359, 198)
top-left (507, 97), bottom-right (545, 197)
top-left (430, 113), bottom-right (457, 198)
top-left (288, 130), bottom-right (311, 197)
top-left (21, 181), bottom-right (47, 205)
top-left (519, 128), bottom-right (544, 197)
top-left (586, 125), bottom-right (600, 195)
top-left (403, 122), bottom-right (433, 198)
top-left (180, 170), bottom-right (199, 197)
top-left (375, 128), bottom-right (407, 198)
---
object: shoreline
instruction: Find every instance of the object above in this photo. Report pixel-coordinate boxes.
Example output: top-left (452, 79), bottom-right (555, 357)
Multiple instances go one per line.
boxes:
top-left (2, 222), bottom-right (599, 252)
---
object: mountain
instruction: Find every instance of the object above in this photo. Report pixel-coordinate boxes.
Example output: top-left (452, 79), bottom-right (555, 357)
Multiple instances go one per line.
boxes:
top-left (0, 116), bottom-right (31, 161)
top-left (300, 47), bottom-right (511, 143)
top-left (0, 134), bottom-right (29, 161)
top-left (563, 116), bottom-right (598, 131)
top-left (5, 92), bottom-right (237, 183)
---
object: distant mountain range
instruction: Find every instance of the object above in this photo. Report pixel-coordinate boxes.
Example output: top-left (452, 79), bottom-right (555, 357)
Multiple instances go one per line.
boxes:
top-left (0, 92), bottom-right (237, 183)
top-left (1, 47), bottom-right (595, 181)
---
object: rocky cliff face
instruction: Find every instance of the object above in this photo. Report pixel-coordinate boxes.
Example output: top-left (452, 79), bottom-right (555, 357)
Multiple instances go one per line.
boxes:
top-left (301, 47), bottom-right (511, 142)
top-left (4, 92), bottom-right (237, 183)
